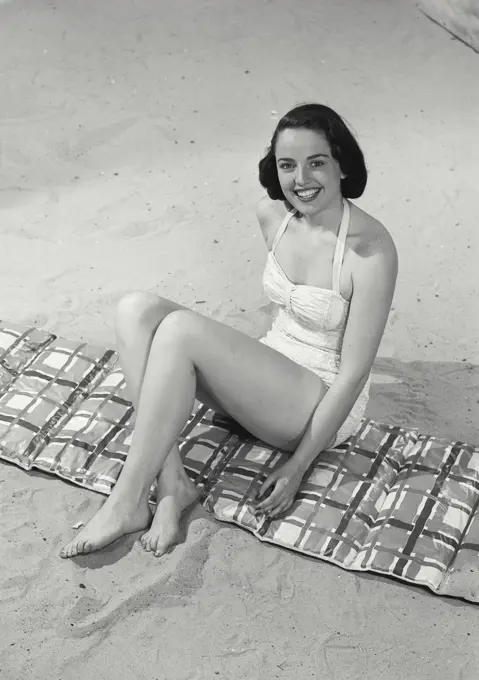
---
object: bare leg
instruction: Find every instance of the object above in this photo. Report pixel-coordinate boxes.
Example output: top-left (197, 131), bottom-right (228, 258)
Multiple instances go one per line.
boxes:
top-left (60, 292), bottom-right (225, 559)
top-left (142, 441), bottom-right (199, 556)
top-left (60, 308), bottom-right (201, 558)
top-left (115, 293), bottom-right (199, 555)
top-left (115, 293), bottom-right (218, 555)
top-left (60, 306), bottom-right (326, 558)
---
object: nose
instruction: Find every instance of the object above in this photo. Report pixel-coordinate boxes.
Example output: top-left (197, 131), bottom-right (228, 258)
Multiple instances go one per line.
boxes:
top-left (294, 165), bottom-right (310, 186)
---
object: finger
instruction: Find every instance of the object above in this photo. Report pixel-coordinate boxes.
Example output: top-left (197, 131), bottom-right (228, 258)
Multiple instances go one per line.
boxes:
top-left (269, 498), bottom-right (293, 518)
top-left (256, 473), bottom-right (277, 500)
top-left (256, 478), bottom-right (281, 507)
top-left (257, 486), bottom-right (285, 513)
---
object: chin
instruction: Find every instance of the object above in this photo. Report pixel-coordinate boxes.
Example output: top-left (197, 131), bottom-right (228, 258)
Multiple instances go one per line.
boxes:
top-left (291, 198), bottom-right (322, 212)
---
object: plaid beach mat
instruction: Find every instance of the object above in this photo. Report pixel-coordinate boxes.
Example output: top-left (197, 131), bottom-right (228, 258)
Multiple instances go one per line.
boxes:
top-left (1, 322), bottom-right (479, 603)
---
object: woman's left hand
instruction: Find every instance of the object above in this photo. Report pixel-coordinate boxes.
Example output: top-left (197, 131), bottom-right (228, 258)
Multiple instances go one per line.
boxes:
top-left (254, 460), bottom-right (305, 519)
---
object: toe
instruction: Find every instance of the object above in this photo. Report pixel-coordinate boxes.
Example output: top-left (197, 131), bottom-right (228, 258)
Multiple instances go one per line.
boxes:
top-left (141, 533), bottom-right (153, 552)
top-left (155, 534), bottom-right (174, 557)
top-left (81, 541), bottom-right (91, 555)
top-left (62, 543), bottom-right (73, 559)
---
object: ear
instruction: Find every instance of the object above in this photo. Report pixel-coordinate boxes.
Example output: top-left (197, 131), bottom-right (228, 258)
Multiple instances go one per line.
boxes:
top-left (340, 170), bottom-right (347, 180)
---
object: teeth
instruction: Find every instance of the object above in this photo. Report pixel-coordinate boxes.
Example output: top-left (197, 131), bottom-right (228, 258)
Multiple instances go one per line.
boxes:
top-left (296, 189), bottom-right (319, 198)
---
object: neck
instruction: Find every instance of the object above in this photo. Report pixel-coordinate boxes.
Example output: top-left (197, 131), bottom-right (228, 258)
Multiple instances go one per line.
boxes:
top-left (301, 196), bottom-right (345, 232)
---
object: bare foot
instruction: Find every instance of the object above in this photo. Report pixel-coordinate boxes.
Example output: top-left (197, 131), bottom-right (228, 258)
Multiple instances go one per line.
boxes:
top-left (141, 474), bottom-right (199, 557)
top-left (60, 496), bottom-right (152, 559)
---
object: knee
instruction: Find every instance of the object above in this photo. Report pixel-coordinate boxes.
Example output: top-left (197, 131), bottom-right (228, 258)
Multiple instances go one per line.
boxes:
top-left (152, 310), bottom-right (198, 346)
top-left (114, 291), bottom-right (163, 331)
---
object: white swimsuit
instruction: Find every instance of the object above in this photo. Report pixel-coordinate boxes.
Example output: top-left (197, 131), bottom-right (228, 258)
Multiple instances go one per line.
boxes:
top-left (259, 199), bottom-right (370, 447)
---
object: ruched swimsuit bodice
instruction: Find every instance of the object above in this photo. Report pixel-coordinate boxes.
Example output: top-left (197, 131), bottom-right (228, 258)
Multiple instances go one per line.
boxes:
top-left (264, 249), bottom-right (349, 342)
top-left (259, 199), bottom-right (370, 447)
top-left (260, 199), bottom-right (353, 382)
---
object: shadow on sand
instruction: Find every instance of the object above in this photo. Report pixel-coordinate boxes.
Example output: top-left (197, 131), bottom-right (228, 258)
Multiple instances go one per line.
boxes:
top-left (367, 356), bottom-right (478, 445)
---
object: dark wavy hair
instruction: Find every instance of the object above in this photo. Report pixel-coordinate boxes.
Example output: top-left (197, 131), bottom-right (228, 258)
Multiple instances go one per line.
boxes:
top-left (258, 103), bottom-right (367, 200)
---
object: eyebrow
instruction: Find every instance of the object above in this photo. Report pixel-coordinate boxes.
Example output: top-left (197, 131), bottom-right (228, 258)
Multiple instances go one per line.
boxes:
top-left (277, 153), bottom-right (330, 161)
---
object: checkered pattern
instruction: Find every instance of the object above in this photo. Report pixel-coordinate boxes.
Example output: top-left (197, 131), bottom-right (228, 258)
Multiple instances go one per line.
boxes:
top-left (1, 322), bottom-right (478, 603)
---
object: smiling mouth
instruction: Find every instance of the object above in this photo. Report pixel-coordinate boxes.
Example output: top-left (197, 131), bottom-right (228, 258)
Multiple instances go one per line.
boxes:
top-left (294, 188), bottom-right (322, 201)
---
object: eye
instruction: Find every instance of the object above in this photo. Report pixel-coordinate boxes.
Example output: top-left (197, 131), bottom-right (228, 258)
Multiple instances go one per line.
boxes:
top-left (311, 160), bottom-right (324, 167)
top-left (278, 163), bottom-right (293, 170)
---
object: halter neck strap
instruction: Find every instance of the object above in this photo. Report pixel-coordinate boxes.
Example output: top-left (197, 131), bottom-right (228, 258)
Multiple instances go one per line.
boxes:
top-left (332, 199), bottom-right (350, 295)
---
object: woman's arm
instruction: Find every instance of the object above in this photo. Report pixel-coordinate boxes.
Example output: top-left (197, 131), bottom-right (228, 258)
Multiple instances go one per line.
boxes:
top-left (292, 227), bottom-right (398, 472)
top-left (256, 226), bottom-right (398, 516)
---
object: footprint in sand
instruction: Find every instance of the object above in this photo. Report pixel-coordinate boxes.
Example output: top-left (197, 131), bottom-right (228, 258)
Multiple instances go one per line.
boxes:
top-left (107, 219), bottom-right (160, 240)
top-left (55, 118), bottom-right (138, 162)
top-left (1, 572), bottom-right (32, 603)
top-left (322, 632), bottom-right (369, 678)
top-left (65, 593), bottom-right (106, 636)
top-left (105, 207), bottom-right (195, 240)
top-left (88, 197), bottom-right (194, 241)
top-left (59, 518), bottom-right (216, 639)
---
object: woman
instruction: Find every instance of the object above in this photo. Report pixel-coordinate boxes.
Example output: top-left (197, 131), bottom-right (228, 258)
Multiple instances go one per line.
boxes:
top-left (61, 103), bottom-right (398, 559)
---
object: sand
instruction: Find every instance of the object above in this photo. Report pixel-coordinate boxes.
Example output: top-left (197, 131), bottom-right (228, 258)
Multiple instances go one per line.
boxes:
top-left (1, 0), bottom-right (478, 678)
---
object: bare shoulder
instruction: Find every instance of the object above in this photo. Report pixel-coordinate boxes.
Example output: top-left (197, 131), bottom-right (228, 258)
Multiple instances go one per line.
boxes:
top-left (349, 202), bottom-right (398, 273)
top-left (255, 195), bottom-right (289, 250)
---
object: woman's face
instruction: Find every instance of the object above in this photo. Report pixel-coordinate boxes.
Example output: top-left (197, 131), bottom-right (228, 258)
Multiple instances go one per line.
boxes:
top-left (274, 127), bottom-right (345, 215)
